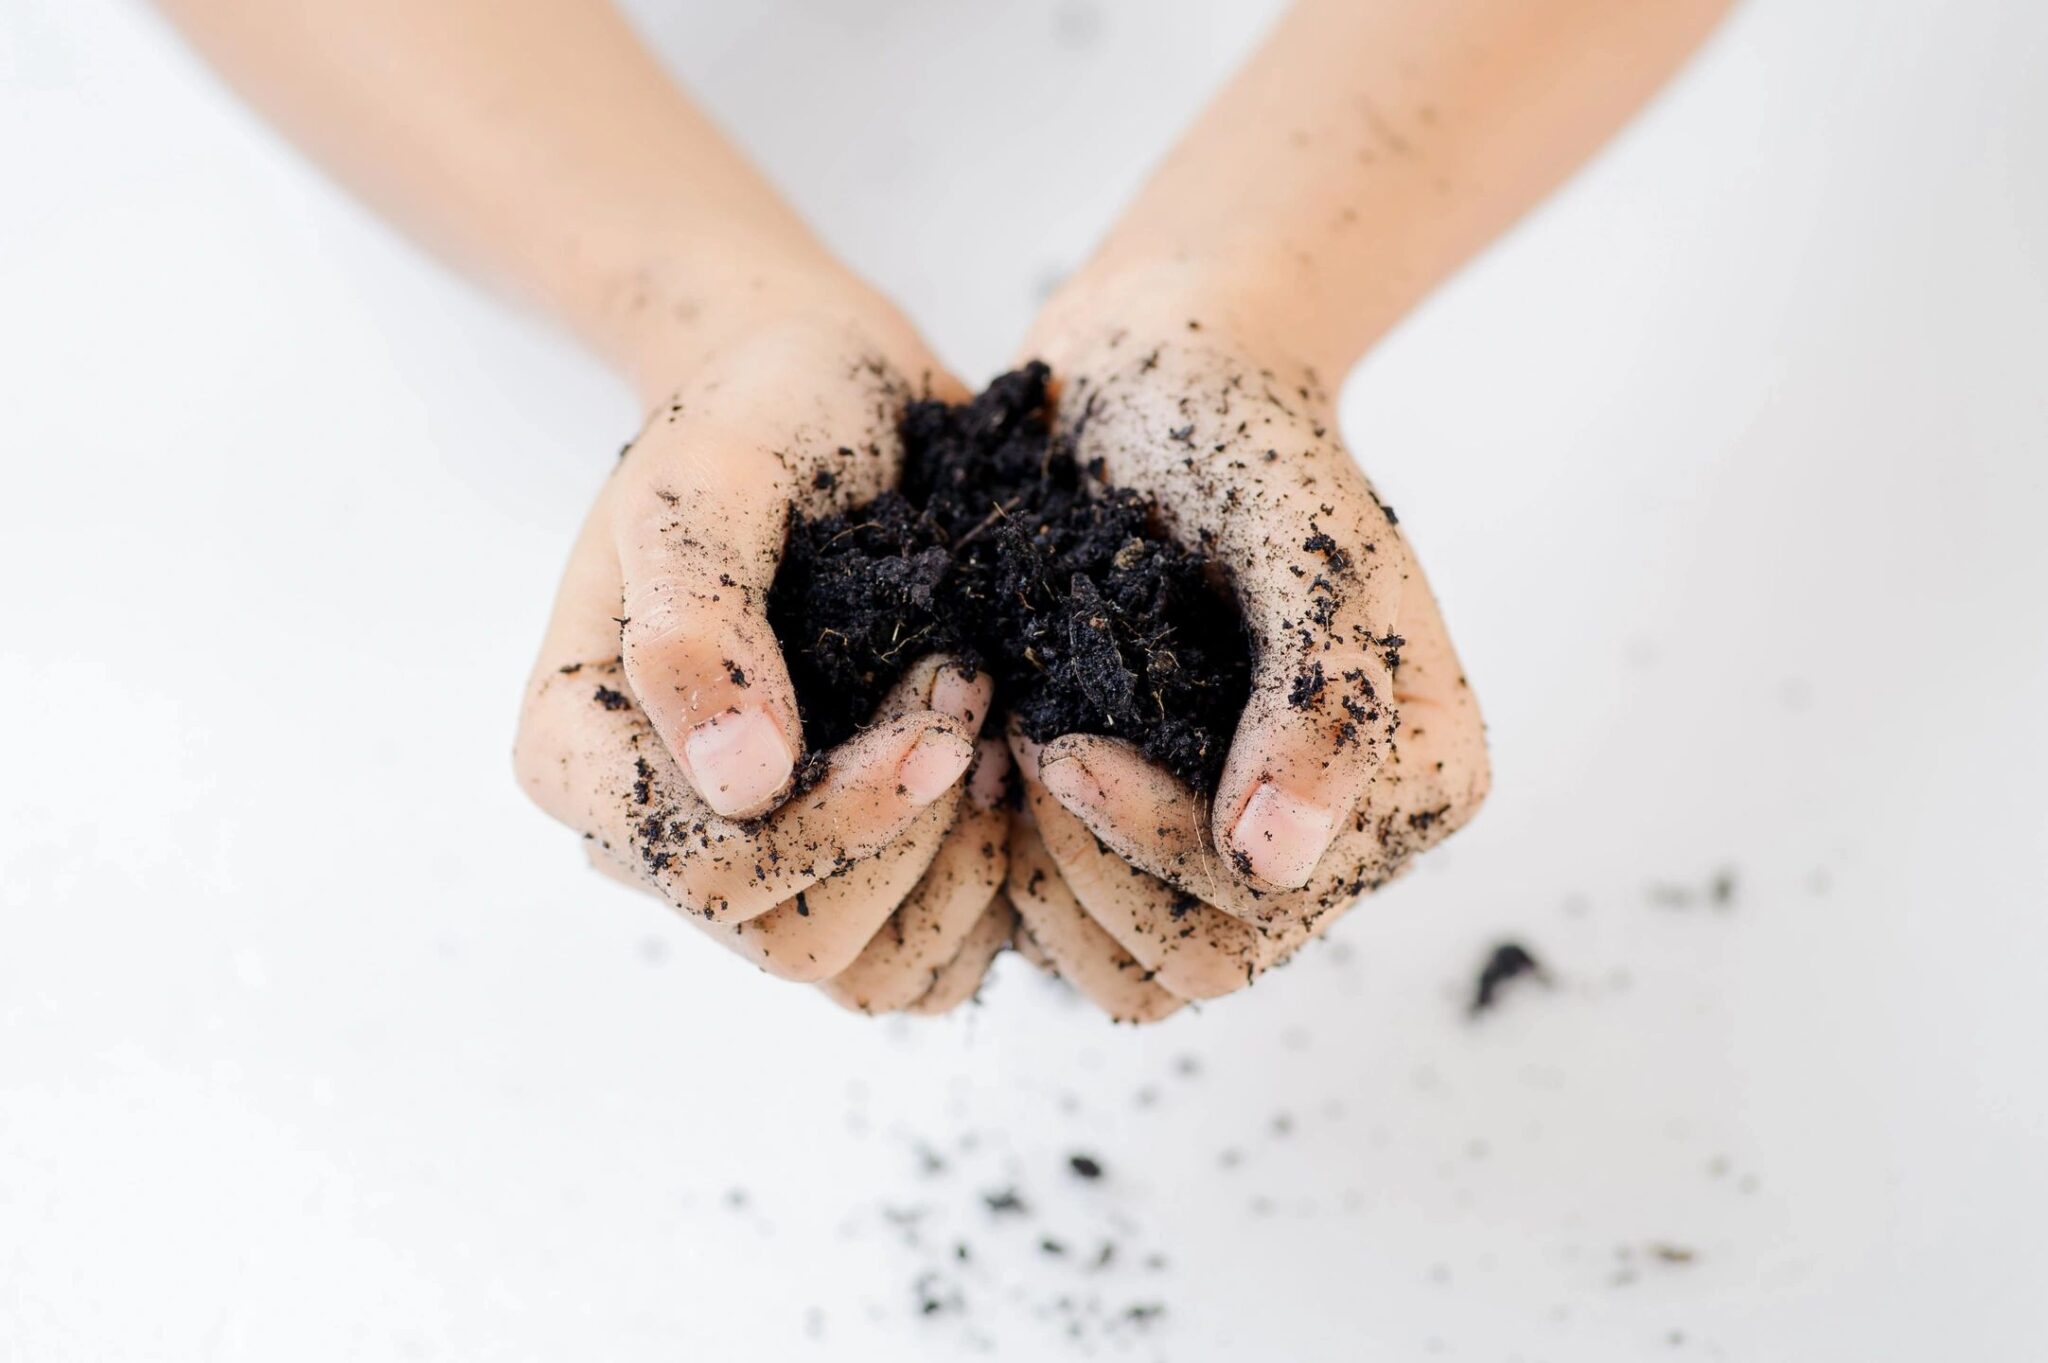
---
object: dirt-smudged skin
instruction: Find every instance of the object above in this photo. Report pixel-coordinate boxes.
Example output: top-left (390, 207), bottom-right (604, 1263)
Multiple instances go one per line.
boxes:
top-left (1055, 338), bottom-right (1404, 784)
top-left (768, 363), bottom-right (1253, 792)
top-left (523, 337), bottom-right (1483, 1017)
top-left (764, 345), bottom-right (1486, 990)
top-left (1010, 326), bottom-right (1490, 955)
top-left (515, 327), bottom-right (1013, 1013)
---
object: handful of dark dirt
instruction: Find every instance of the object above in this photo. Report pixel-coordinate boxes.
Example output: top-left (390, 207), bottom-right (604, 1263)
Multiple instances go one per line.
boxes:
top-left (767, 363), bottom-right (1253, 793)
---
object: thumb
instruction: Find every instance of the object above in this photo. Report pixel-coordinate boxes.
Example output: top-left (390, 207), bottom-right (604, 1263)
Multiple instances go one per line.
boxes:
top-left (1211, 507), bottom-right (1406, 890)
top-left (613, 440), bottom-right (805, 820)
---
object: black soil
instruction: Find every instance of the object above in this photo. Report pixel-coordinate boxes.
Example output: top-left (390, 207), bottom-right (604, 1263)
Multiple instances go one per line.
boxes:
top-left (768, 363), bottom-right (1253, 792)
top-left (1469, 941), bottom-right (1547, 1017)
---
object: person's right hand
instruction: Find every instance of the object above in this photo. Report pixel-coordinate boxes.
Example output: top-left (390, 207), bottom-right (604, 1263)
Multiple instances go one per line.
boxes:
top-left (514, 311), bottom-right (1011, 1011)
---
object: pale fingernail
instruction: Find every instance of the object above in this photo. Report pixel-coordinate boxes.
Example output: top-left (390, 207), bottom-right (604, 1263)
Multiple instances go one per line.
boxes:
top-left (930, 664), bottom-right (986, 726)
top-left (899, 730), bottom-right (974, 806)
top-left (1229, 782), bottom-right (1338, 889)
top-left (1038, 755), bottom-right (1107, 812)
top-left (683, 706), bottom-right (795, 817)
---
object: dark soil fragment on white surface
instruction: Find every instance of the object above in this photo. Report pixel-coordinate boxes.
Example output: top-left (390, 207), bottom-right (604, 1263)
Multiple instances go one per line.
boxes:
top-left (1468, 940), bottom-right (1548, 1017)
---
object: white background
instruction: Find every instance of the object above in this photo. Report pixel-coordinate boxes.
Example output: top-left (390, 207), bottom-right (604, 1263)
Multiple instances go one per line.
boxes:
top-left (4, 1), bottom-right (2045, 1359)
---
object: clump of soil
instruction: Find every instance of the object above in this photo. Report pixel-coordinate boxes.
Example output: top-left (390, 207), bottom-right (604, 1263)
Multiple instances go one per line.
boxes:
top-left (768, 363), bottom-right (1253, 792)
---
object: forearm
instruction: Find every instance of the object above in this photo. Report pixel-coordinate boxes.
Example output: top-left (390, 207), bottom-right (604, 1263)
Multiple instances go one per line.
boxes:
top-left (154, 0), bottom-right (891, 399)
top-left (1046, 0), bottom-right (1734, 372)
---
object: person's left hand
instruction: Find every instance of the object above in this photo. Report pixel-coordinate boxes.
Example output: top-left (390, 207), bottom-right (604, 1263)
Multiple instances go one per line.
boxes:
top-left (997, 301), bottom-right (1491, 1018)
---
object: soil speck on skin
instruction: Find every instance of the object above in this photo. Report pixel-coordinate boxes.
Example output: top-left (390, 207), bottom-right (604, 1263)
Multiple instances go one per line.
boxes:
top-left (1469, 940), bottom-right (1547, 1016)
top-left (768, 363), bottom-right (1253, 792)
top-left (1302, 523), bottom-right (1351, 573)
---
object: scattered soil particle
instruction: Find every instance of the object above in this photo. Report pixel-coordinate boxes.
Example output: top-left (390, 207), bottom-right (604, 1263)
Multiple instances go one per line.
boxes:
top-left (983, 1187), bottom-right (1029, 1216)
top-left (1301, 522), bottom-right (1350, 573)
top-left (1287, 661), bottom-right (1328, 710)
top-left (1469, 940), bottom-right (1547, 1016)
top-left (787, 749), bottom-right (831, 799)
top-left (1709, 867), bottom-right (1738, 907)
top-left (592, 685), bottom-right (632, 712)
top-left (1068, 1153), bottom-right (1104, 1180)
top-left (768, 363), bottom-right (1253, 792)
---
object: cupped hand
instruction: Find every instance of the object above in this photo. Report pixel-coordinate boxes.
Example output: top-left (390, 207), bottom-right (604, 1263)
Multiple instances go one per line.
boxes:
top-left (515, 314), bottom-right (1011, 1013)
top-left (1002, 301), bottom-right (1489, 1013)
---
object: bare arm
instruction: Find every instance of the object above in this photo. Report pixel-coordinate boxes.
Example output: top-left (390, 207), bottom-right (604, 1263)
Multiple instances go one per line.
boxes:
top-left (1016, 0), bottom-right (1733, 960)
top-left (1040, 0), bottom-right (1736, 372)
top-left (153, 0), bottom-right (903, 400)
top-left (155, 0), bottom-right (1011, 1012)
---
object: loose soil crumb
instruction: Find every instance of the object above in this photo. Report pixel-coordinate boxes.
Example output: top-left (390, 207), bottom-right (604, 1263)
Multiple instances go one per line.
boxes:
top-left (769, 363), bottom-right (1253, 792)
top-left (1469, 940), bottom-right (1547, 1016)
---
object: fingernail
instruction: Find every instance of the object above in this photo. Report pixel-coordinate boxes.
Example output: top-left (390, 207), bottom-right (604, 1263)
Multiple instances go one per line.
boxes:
top-left (899, 729), bottom-right (974, 806)
top-left (1039, 755), bottom-right (1107, 811)
top-left (1230, 782), bottom-right (1338, 889)
top-left (683, 706), bottom-right (795, 817)
top-left (930, 664), bottom-right (985, 727)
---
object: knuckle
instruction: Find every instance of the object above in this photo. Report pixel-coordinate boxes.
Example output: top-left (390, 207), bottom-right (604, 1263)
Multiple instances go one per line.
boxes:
top-left (620, 579), bottom-right (705, 657)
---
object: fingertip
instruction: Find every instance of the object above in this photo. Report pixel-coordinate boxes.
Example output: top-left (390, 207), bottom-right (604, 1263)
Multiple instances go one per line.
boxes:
top-left (1036, 731), bottom-right (1102, 766)
top-left (899, 727), bottom-right (975, 806)
top-left (930, 661), bottom-right (994, 730)
top-left (1036, 732), bottom-right (1190, 825)
top-left (1037, 753), bottom-right (1107, 818)
top-left (618, 596), bottom-right (807, 817)
top-left (1039, 731), bottom-right (1150, 778)
top-left (1224, 781), bottom-right (1338, 890)
top-left (681, 704), bottom-right (797, 819)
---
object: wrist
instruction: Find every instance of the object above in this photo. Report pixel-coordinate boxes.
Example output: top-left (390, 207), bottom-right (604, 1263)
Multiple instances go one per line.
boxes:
top-left (1028, 254), bottom-right (1373, 385)
top-left (585, 235), bottom-right (926, 410)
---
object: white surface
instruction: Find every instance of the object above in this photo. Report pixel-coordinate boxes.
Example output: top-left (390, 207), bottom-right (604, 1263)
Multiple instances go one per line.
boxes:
top-left (4, 1), bottom-right (2045, 1359)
